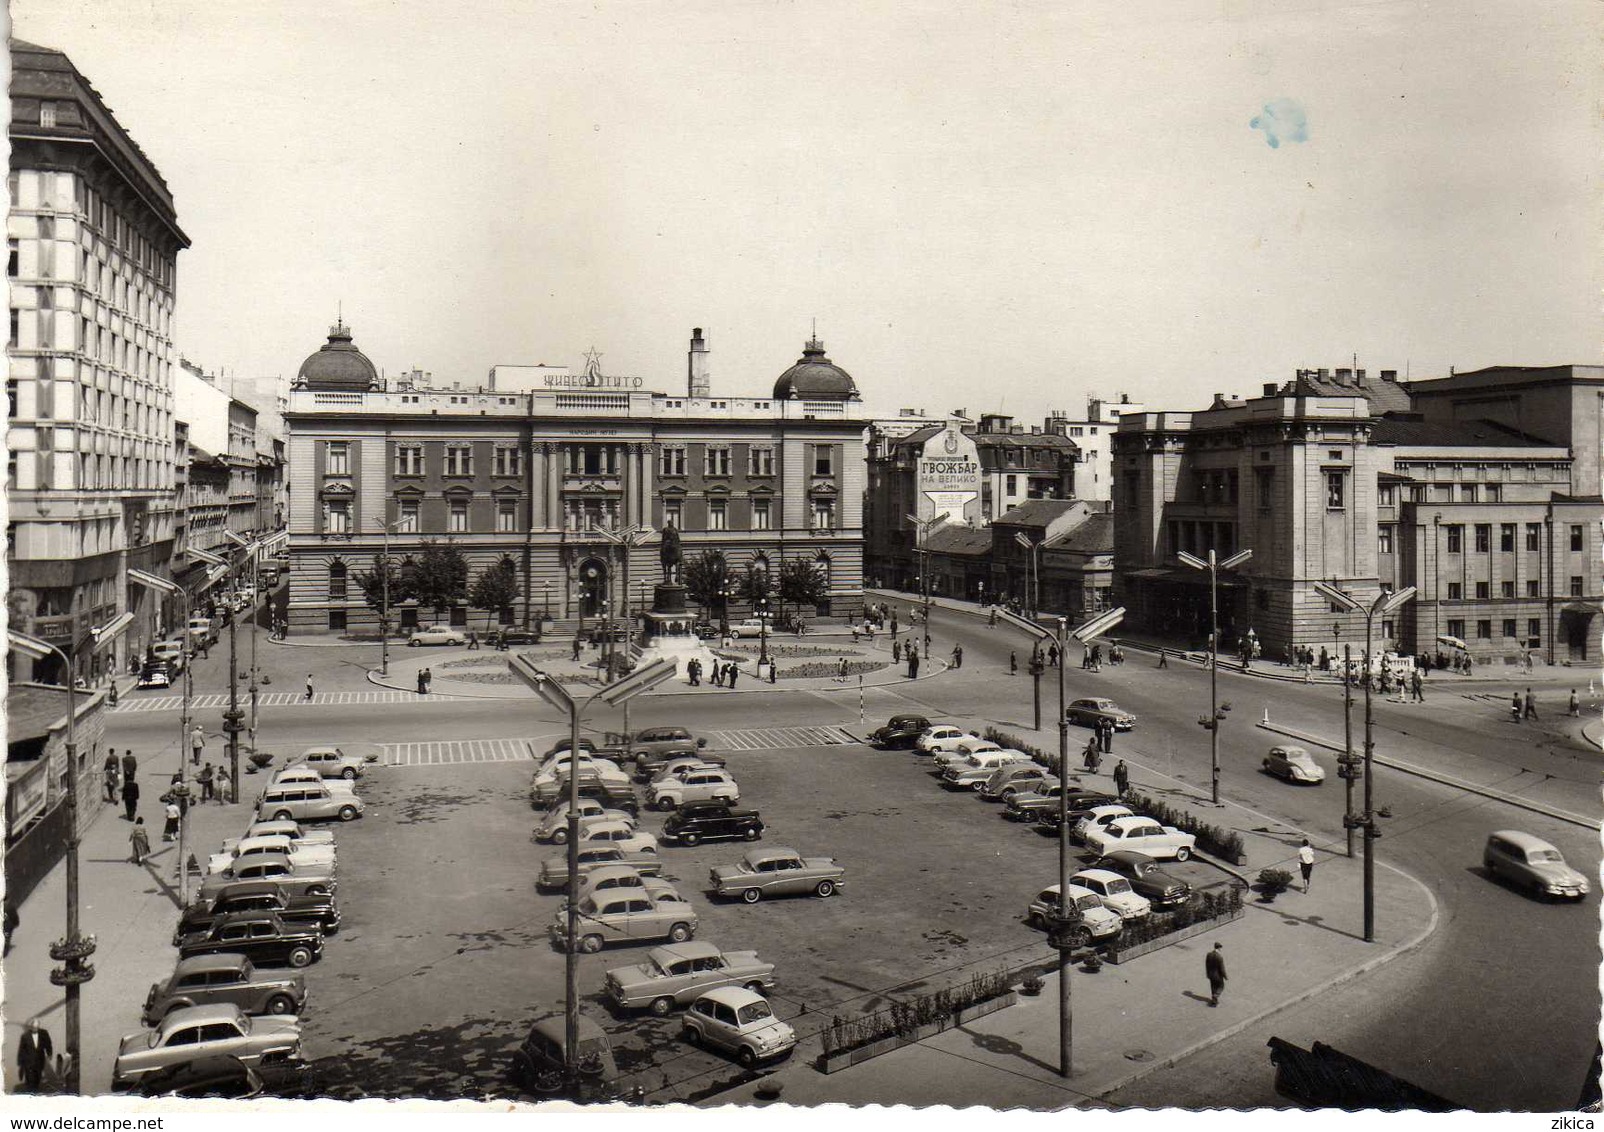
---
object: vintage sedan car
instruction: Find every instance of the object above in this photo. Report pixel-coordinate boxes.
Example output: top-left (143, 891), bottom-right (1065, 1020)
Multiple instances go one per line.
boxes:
top-left (533, 752), bottom-right (631, 789)
top-left (710, 847), bottom-right (845, 903)
top-left (529, 774), bottom-right (640, 815)
top-left (649, 768), bottom-right (740, 811)
top-left (198, 853), bottom-right (336, 904)
top-left (143, 954), bottom-right (306, 1026)
top-left (573, 864), bottom-right (680, 905)
top-left (1071, 868), bottom-right (1152, 920)
top-left (1034, 791), bottom-right (1123, 829)
top-left (537, 844), bottom-right (663, 891)
top-left (1093, 851), bottom-right (1194, 909)
top-left (1026, 884), bottom-right (1123, 945)
top-left (268, 766), bottom-right (357, 797)
top-left (177, 912), bottom-right (324, 969)
top-left (295, 746), bottom-right (368, 780)
top-left (112, 1004), bottom-right (302, 1092)
top-left (151, 640), bottom-right (188, 672)
top-left (552, 890), bottom-right (697, 952)
top-left (208, 834), bottom-right (336, 878)
top-left (134, 1054), bottom-right (314, 1100)
top-left (1084, 816), bottom-right (1198, 861)
top-left (868, 714), bottom-right (932, 750)
top-left (915, 725), bottom-right (981, 755)
top-left (510, 1013), bottom-right (621, 1101)
top-left (533, 799), bottom-right (635, 844)
top-left (576, 819), bottom-right (658, 855)
top-left (728, 618), bottom-right (770, 638)
top-left (646, 754), bottom-right (730, 784)
top-left (932, 738), bottom-right (1003, 770)
top-left (407, 625), bottom-right (467, 647)
top-left (175, 883), bottom-right (339, 943)
top-left (980, 763), bottom-right (1054, 801)
top-left (137, 662), bottom-right (174, 689)
top-left (1065, 698), bottom-right (1137, 731)
top-left (942, 751), bottom-right (1032, 790)
top-left (1070, 803), bottom-right (1137, 842)
top-left (1484, 830), bottom-right (1590, 900)
top-left (224, 819), bottom-right (336, 851)
top-left (682, 987), bottom-right (796, 1067)
top-left (1263, 745), bottom-right (1326, 785)
top-left (628, 726), bottom-right (708, 773)
top-left (605, 941), bottom-right (776, 1015)
top-left (661, 801), bottom-right (765, 846)
top-left (256, 781), bottom-right (363, 825)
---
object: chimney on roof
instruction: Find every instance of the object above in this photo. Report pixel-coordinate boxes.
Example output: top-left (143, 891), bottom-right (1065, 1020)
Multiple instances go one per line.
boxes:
top-left (687, 328), bottom-right (710, 398)
top-left (1030, 425), bottom-right (1041, 435)
top-left (1263, 383), bottom-right (1278, 397)
top-left (1380, 369), bottom-right (1398, 383)
top-left (1335, 368), bottom-right (1352, 384)
top-left (1318, 368), bottom-right (1330, 380)
top-left (1356, 368), bottom-right (1366, 382)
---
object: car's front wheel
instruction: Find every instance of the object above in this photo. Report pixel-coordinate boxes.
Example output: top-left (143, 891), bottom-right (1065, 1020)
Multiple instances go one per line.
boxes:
top-left (657, 797), bottom-right (677, 812)
top-left (580, 934), bottom-right (605, 954)
top-left (737, 1046), bottom-right (758, 1068)
top-left (286, 946), bottom-right (314, 968)
top-left (682, 1024), bottom-right (700, 1047)
top-left (742, 888), bottom-right (761, 904)
top-left (1174, 846), bottom-right (1192, 862)
top-left (338, 805), bottom-right (359, 822)
top-left (273, 810), bottom-right (294, 822)
top-left (342, 767), bottom-right (357, 780)
top-left (743, 826), bottom-right (761, 842)
top-left (668, 922), bottom-right (693, 943)
top-left (408, 640), bottom-right (420, 647)
top-left (265, 993), bottom-right (297, 1015)
top-left (679, 832), bottom-right (700, 847)
top-left (815, 880), bottom-right (836, 898)
top-left (550, 828), bottom-right (567, 845)
top-left (650, 997), bottom-right (675, 1017)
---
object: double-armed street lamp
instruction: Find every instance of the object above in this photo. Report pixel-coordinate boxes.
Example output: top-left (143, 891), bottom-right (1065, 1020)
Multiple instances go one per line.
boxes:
top-left (1312, 581), bottom-right (1417, 943)
top-left (1177, 547), bottom-right (1253, 805)
top-left (591, 524), bottom-right (652, 689)
top-left (371, 516), bottom-right (411, 677)
top-left (905, 513), bottom-right (942, 652)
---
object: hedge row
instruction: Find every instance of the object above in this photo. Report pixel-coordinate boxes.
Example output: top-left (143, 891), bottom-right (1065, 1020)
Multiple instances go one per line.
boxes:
top-left (1106, 886), bottom-right (1243, 953)
top-left (819, 968), bottom-right (1012, 1056)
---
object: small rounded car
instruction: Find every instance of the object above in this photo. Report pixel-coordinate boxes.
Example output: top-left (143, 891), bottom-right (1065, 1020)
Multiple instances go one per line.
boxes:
top-left (1070, 867), bottom-right (1152, 920)
top-left (510, 1013), bottom-right (620, 1101)
top-left (916, 726), bottom-right (981, 755)
top-left (1263, 745), bottom-right (1325, 785)
top-left (682, 986), bottom-right (796, 1067)
top-left (1026, 884), bottom-right (1123, 945)
top-left (729, 618), bottom-right (770, 638)
top-left (407, 625), bottom-right (467, 647)
top-left (1484, 830), bottom-right (1589, 900)
top-left (1092, 851), bottom-right (1193, 908)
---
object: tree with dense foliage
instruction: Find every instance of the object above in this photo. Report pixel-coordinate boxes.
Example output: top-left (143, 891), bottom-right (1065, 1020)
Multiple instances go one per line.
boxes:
top-left (409, 539), bottom-right (470, 621)
top-left (353, 555), bottom-right (412, 622)
top-left (778, 556), bottom-right (828, 615)
top-left (469, 559), bottom-right (521, 628)
top-left (681, 551), bottom-right (731, 619)
top-left (740, 563), bottom-right (772, 612)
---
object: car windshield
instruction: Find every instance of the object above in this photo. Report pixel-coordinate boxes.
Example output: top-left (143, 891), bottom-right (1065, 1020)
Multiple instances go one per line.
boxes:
top-left (1105, 878), bottom-right (1133, 894)
top-left (736, 1001), bottom-right (775, 1025)
top-left (1075, 895), bottom-right (1101, 912)
top-left (1529, 849), bottom-right (1564, 863)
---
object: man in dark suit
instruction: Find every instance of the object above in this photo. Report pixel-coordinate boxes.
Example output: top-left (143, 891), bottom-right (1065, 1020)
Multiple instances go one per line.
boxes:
top-left (1205, 942), bottom-right (1227, 1007)
top-left (17, 1021), bottom-right (53, 1092)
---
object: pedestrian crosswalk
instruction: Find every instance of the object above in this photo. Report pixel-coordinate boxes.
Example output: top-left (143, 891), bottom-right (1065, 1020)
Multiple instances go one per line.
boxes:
top-left (113, 689), bottom-right (470, 713)
top-left (708, 725), bottom-right (862, 751)
top-left (381, 737), bottom-right (543, 766)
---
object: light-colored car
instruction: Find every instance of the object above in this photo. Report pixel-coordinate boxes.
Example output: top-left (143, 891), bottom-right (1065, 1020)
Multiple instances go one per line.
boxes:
top-left (916, 726), bottom-right (980, 754)
top-left (1071, 868), bottom-right (1152, 920)
top-left (710, 847), bottom-right (846, 903)
top-left (533, 753), bottom-right (631, 789)
top-left (1071, 803), bottom-right (1136, 843)
top-left (576, 819), bottom-right (658, 855)
top-left (1026, 884), bottom-right (1123, 944)
top-left (295, 746), bottom-right (367, 780)
top-left (1484, 830), bottom-right (1589, 900)
top-left (650, 757), bottom-right (727, 785)
top-left (407, 625), bottom-right (467, 647)
top-left (207, 835), bottom-right (335, 878)
top-left (552, 890), bottom-right (697, 952)
top-left (151, 640), bottom-right (188, 671)
top-left (942, 750), bottom-right (1033, 789)
top-left (1065, 698), bottom-right (1136, 730)
top-left (933, 739), bottom-right (1004, 772)
top-left (198, 853), bottom-right (336, 904)
top-left (186, 616), bottom-right (215, 641)
top-left (1084, 816), bottom-right (1197, 862)
top-left (256, 782), bottom-right (363, 824)
top-left (650, 768), bottom-right (740, 811)
top-left (537, 844), bottom-right (661, 891)
top-left (728, 618), bottom-right (770, 639)
top-left (682, 986), bottom-right (796, 1067)
top-left (533, 799), bottom-right (634, 844)
top-left (604, 941), bottom-right (776, 1015)
top-left (269, 766), bottom-right (357, 797)
top-left (112, 1004), bottom-right (302, 1091)
top-left (980, 763), bottom-right (1054, 801)
top-left (574, 864), bottom-right (680, 905)
top-left (1263, 745), bottom-right (1325, 785)
top-left (224, 819), bottom-right (335, 851)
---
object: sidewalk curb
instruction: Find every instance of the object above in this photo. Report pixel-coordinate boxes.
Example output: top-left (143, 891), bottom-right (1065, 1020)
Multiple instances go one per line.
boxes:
top-left (1257, 720), bottom-right (1601, 831)
top-left (362, 668), bottom-right (511, 699)
top-left (1091, 859), bottom-right (1442, 1101)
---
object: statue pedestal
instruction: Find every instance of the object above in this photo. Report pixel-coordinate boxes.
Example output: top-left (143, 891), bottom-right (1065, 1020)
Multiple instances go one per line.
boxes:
top-left (646, 583), bottom-right (691, 639)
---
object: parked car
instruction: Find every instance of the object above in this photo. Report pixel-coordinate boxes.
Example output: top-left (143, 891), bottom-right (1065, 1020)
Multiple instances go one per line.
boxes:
top-left (1004, 784), bottom-right (1114, 822)
top-left (587, 623), bottom-right (629, 644)
top-left (933, 738), bottom-right (1003, 770)
top-left (268, 766), bottom-right (357, 796)
top-left (604, 941), bottom-right (776, 1015)
top-left (1084, 816), bottom-right (1197, 861)
top-left (644, 753), bottom-right (730, 783)
top-left (256, 783), bottom-right (363, 825)
top-left (710, 847), bottom-right (845, 903)
top-left (207, 835), bottom-right (335, 878)
top-left (537, 844), bottom-right (662, 891)
top-left (868, 714), bottom-right (931, 750)
top-left (137, 662), bottom-right (173, 689)
top-left (529, 775), bottom-right (640, 816)
top-left (682, 986), bottom-right (796, 1067)
top-left (407, 625), bottom-right (467, 647)
top-left (197, 853), bottom-right (336, 904)
top-left (533, 799), bottom-right (635, 844)
top-left (1065, 698), bottom-right (1137, 730)
top-left (573, 864), bottom-right (680, 905)
top-left (510, 1013), bottom-right (620, 1100)
top-left (1026, 884), bottom-right (1123, 944)
top-left (223, 819), bottom-right (335, 851)
top-left (575, 819), bottom-right (658, 855)
top-left (294, 746), bottom-right (368, 780)
top-left (533, 752), bottom-right (632, 790)
top-left (496, 627), bottom-right (544, 647)
top-left (728, 618), bottom-right (769, 638)
top-left (662, 801), bottom-right (765, 846)
top-left (916, 726), bottom-right (981, 755)
top-left (631, 727), bottom-right (712, 776)
top-left (1071, 867), bottom-right (1152, 920)
top-left (177, 911), bottom-right (325, 968)
top-left (134, 1054), bottom-right (314, 1100)
top-left (1070, 803), bottom-right (1137, 842)
top-left (1262, 745), bottom-right (1326, 785)
top-left (942, 750), bottom-right (1033, 790)
top-left (112, 1004), bottom-right (302, 1092)
top-left (175, 882), bottom-right (340, 943)
top-left (1484, 830), bottom-right (1589, 900)
top-left (979, 763), bottom-right (1054, 801)
top-left (143, 954), bottom-right (306, 1026)
top-left (650, 768), bottom-right (740, 811)
top-left (1092, 851), bottom-right (1194, 909)
top-left (553, 890), bottom-right (697, 952)
top-left (1033, 791), bottom-right (1122, 828)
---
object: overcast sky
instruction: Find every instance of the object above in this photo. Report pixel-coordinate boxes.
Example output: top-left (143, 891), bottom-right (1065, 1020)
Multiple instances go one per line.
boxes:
top-left (15, 0), bottom-right (1601, 422)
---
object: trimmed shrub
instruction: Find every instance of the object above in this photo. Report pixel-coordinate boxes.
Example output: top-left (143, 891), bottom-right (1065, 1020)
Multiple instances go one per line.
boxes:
top-left (819, 968), bottom-right (1012, 1056)
top-left (1123, 789), bottom-right (1246, 862)
top-left (1107, 886), bottom-right (1243, 953)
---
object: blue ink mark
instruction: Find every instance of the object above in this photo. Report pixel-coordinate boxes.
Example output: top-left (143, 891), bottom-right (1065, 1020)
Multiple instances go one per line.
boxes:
top-left (1250, 98), bottom-right (1308, 149)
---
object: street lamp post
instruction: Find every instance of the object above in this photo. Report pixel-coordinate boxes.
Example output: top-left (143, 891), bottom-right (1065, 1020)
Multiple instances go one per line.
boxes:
top-left (1014, 532), bottom-right (1042, 621)
top-left (371, 517), bottom-right (410, 677)
top-left (906, 514), bottom-right (941, 653)
top-left (1313, 582), bottom-right (1416, 942)
top-left (543, 580), bottom-right (551, 623)
top-left (1340, 644), bottom-right (1357, 858)
top-left (8, 611), bottom-right (133, 1095)
top-left (1177, 548), bottom-right (1253, 805)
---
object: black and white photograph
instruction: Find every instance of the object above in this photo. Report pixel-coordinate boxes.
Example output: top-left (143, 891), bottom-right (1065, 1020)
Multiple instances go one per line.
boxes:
top-left (3, 0), bottom-right (1600, 1121)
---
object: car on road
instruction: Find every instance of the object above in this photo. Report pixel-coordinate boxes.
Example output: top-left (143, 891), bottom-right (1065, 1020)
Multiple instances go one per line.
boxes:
top-left (510, 1013), bottom-right (620, 1100)
top-left (187, 616), bottom-right (216, 644)
top-left (553, 890), bottom-right (697, 952)
top-left (1026, 884), bottom-right (1123, 945)
top-left (406, 625), bottom-right (466, 647)
top-left (533, 799), bottom-right (636, 844)
top-left (151, 640), bottom-right (188, 672)
top-left (575, 819), bottom-right (658, 855)
top-left (1483, 830), bottom-right (1589, 900)
top-left (175, 883), bottom-right (340, 943)
top-left (979, 763), bottom-right (1055, 801)
top-left (112, 1004), bottom-right (303, 1092)
top-left (941, 750), bottom-right (1032, 790)
top-left (868, 714), bottom-right (931, 750)
top-left (1262, 745), bottom-right (1326, 785)
top-left (682, 986), bottom-right (796, 1067)
top-left (643, 753), bottom-right (730, 783)
top-left (916, 726), bottom-right (981, 755)
top-left (1083, 816), bottom-right (1197, 862)
top-left (177, 911), bottom-right (325, 968)
top-left (256, 783), bottom-right (363, 825)
top-left (1065, 698), bottom-right (1136, 731)
top-left (207, 834), bottom-right (336, 877)
top-left (137, 662), bottom-right (173, 689)
top-left (495, 627), bottom-right (544, 647)
top-left (1070, 868), bottom-right (1152, 920)
top-left (294, 746), bottom-right (368, 780)
top-left (537, 844), bottom-right (662, 891)
top-left (197, 853), bottom-right (336, 904)
top-left (529, 775), bottom-right (640, 815)
top-left (1092, 851), bottom-right (1194, 909)
top-left (604, 941), bottom-right (776, 1015)
top-left (661, 801), bottom-right (765, 846)
top-left (710, 847), bottom-right (845, 903)
top-left (143, 954), bottom-right (307, 1026)
top-left (650, 768), bottom-right (740, 811)
top-left (728, 618), bottom-right (770, 638)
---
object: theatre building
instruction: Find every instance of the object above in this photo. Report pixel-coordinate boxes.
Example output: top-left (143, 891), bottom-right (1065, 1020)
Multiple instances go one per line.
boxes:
top-left (284, 326), bottom-right (868, 633)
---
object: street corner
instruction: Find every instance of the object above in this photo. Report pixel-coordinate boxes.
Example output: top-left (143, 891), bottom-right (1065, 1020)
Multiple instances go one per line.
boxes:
top-left (366, 645), bottom-right (542, 699)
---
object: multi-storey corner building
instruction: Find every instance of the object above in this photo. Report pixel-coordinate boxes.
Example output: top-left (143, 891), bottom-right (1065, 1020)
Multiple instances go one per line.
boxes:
top-left (1112, 366), bottom-right (1604, 666)
top-left (284, 326), bottom-right (869, 633)
top-left (6, 40), bottom-right (190, 678)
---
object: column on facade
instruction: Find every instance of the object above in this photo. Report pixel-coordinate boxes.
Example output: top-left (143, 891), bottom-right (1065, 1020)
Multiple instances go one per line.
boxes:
top-left (545, 443), bottom-right (561, 531)
top-left (639, 443), bottom-right (655, 531)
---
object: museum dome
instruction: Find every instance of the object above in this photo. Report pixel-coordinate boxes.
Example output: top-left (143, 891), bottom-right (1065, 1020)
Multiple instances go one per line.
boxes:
top-left (772, 336), bottom-right (859, 401)
top-left (296, 321), bottom-right (379, 391)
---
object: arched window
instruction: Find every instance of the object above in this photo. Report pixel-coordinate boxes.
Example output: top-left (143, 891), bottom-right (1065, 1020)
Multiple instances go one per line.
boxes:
top-left (328, 559), bottom-right (347, 599)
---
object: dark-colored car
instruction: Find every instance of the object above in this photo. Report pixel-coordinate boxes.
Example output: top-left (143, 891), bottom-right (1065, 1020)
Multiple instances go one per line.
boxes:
top-left (1007, 787), bottom-right (1116, 825)
top-left (1064, 698), bottom-right (1137, 731)
top-left (510, 1013), bottom-right (620, 1101)
top-left (175, 882), bottom-right (340, 944)
top-left (137, 660), bottom-right (175, 689)
top-left (661, 801), bottom-right (764, 847)
top-left (530, 774), bottom-right (640, 815)
top-left (869, 714), bottom-right (932, 750)
top-left (1093, 851), bottom-right (1194, 908)
top-left (143, 954), bottom-right (306, 1026)
top-left (629, 727), bottom-right (708, 776)
top-left (497, 627), bottom-right (543, 646)
top-left (177, 912), bottom-right (325, 969)
top-left (135, 1055), bottom-right (315, 1100)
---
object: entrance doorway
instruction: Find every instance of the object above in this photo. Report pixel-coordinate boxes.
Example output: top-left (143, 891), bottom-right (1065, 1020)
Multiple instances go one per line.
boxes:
top-left (578, 558), bottom-right (609, 619)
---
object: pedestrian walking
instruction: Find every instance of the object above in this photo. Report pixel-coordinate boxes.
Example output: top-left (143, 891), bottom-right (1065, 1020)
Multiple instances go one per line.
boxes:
top-left (988, 608), bottom-right (997, 627)
top-left (162, 797), bottom-right (181, 842)
top-left (199, 762), bottom-right (216, 803)
top-left (1297, 838), bottom-right (1316, 892)
top-left (423, 667), bottom-right (433, 693)
top-left (1411, 670), bottom-right (1424, 702)
top-left (1205, 943), bottom-right (1227, 1006)
top-left (710, 662), bottom-right (723, 687)
top-left (1524, 687), bottom-right (1538, 720)
top-left (1048, 643), bottom-right (1059, 667)
top-left (305, 674), bottom-right (314, 701)
top-left (189, 723), bottom-right (205, 766)
top-left (1091, 644), bottom-right (1102, 670)
top-left (1113, 759), bottom-right (1129, 797)
top-left (951, 644), bottom-right (963, 669)
top-left (122, 749), bottom-right (138, 785)
top-left (892, 639), bottom-right (902, 663)
top-left (17, 1021), bottom-right (54, 1093)
top-left (103, 752), bottom-right (119, 802)
top-left (417, 669), bottom-right (428, 694)
top-left (908, 650), bottom-right (920, 679)
top-left (468, 630), bottom-right (479, 650)
top-left (728, 665), bottom-right (739, 690)
top-left (1010, 650), bottom-right (1018, 675)
top-left (1100, 717), bottom-right (1114, 754)
top-left (768, 661), bottom-right (776, 684)
top-left (122, 777), bottom-right (140, 822)
top-left (1083, 735), bottom-right (1100, 773)
top-left (4, 899), bottom-right (18, 955)
top-left (1570, 689), bottom-right (1581, 717)
top-left (129, 817), bottom-right (151, 864)
top-left (1157, 649), bottom-right (1168, 669)
top-left (1511, 690), bottom-right (1523, 723)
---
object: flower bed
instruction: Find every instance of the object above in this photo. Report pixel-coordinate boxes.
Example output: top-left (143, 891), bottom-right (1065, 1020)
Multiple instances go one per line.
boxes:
top-left (721, 644), bottom-right (863, 659)
top-left (1104, 887), bottom-right (1243, 963)
top-left (780, 659), bottom-right (886, 679)
top-left (817, 969), bottom-right (1015, 1072)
